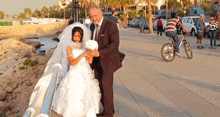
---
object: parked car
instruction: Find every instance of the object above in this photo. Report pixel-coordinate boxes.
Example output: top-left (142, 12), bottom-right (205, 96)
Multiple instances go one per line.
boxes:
top-left (153, 19), bottom-right (167, 31)
top-left (128, 19), bottom-right (138, 27)
top-left (140, 20), bottom-right (149, 29)
top-left (181, 16), bottom-right (209, 36)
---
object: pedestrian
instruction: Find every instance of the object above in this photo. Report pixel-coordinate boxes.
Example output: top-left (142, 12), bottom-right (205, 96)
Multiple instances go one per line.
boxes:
top-left (89, 6), bottom-right (124, 117)
top-left (157, 16), bottom-right (163, 36)
top-left (176, 15), bottom-right (182, 35)
top-left (208, 16), bottom-right (218, 49)
top-left (196, 14), bottom-right (205, 49)
top-left (85, 15), bottom-right (91, 28)
top-left (107, 10), bottom-right (121, 29)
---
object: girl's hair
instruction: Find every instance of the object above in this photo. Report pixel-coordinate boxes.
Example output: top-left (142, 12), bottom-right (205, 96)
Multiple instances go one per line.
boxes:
top-left (72, 27), bottom-right (84, 42)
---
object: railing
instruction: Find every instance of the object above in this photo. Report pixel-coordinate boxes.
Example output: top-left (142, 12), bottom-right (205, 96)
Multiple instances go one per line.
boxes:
top-left (23, 64), bottom-right (62, 117)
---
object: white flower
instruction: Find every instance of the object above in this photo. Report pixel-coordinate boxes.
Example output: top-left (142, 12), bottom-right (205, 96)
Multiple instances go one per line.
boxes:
top-left (85, 40), bottom-right (98, 50)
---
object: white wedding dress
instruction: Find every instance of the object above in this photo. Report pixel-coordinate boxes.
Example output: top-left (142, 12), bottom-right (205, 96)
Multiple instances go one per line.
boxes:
top-left (52, 48), bottom-right (101, 117)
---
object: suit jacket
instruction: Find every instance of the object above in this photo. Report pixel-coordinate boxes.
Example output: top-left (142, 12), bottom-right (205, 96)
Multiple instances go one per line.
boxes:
top-left (90, 18), bottom-right (122, 73)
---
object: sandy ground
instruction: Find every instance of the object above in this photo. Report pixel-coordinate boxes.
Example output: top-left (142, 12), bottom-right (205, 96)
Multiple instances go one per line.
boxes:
top-left (0, 23), bottom-right (67, 117)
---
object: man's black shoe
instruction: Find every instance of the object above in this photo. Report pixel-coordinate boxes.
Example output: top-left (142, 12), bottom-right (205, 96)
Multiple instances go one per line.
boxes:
top-left (96, 112), bottom-right (104, 116)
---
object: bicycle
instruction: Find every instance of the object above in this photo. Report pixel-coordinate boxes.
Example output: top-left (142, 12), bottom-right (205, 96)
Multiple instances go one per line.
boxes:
top-left (161, 35), bottom-right (193, 62)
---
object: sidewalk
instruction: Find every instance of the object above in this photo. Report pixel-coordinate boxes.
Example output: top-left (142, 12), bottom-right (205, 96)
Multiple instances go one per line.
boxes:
top-left (113, 27), bottom-right (220, 117)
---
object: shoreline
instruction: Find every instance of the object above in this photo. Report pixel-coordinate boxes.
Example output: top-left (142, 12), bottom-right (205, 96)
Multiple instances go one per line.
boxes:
top-left (0, 23), bottom-right (67, 117)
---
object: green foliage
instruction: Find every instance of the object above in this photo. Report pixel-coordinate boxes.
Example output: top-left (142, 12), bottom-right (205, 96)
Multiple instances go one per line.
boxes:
top-left (201, 0), bottom-right (211, 12)
top-left (182, 0), bottom-right (193, 7)
top-left (17, 13), bottom-right (27, 19)
top-left (0, 11), bottom-right (4, 19)
top-left (23, 58), bottom-right (38, 67)
top-left (18, 66), bottom-right (27, 70)
top-left (24, 8), bottom-right (32, 18)
top-left (138, 10), bottom-right (145, 18)
top-left (128, 9), bottom-right (137, 19)
top-left (0, 22), bottom-right (13, 26)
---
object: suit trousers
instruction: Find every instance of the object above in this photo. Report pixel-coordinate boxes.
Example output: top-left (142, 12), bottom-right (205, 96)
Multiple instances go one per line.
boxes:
top-left (94, 58), bottom-right (114, 117)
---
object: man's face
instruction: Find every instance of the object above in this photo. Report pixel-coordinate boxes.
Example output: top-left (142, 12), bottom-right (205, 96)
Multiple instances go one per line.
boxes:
top-left (200, 15), bottom-right (204, 20)
top-left (89, 8), bottom-right (102, 24)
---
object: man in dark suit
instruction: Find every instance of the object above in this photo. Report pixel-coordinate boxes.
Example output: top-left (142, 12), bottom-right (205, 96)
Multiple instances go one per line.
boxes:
top-left (89, 6), bottom-right (122, 117)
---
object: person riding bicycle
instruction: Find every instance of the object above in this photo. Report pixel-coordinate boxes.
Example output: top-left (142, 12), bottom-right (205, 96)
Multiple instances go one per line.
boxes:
top-left (165, 12), bottom-right (189, 57)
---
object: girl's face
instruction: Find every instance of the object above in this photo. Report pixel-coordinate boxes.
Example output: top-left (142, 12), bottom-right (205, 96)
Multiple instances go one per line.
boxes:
top-left (73, 31), bottom-right (81, 43)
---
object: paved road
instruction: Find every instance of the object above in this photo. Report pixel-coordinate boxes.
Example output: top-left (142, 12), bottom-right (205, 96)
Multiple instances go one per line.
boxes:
top-left (113, 27), bottom-right (220, 117)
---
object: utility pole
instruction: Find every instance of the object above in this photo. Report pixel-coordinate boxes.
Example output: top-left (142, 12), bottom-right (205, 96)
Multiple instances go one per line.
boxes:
top-left (72, 0), bottom-right (79, 22)
top-left (166, 0), bottom-right (168, 19)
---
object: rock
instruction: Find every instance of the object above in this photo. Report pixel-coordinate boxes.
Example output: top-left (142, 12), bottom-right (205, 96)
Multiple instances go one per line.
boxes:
top-left (11, 108), bottom-right (19, 114)
top-left (5, 87), bottom-right (13, 93)
top-left (0, 88), bottom-right (7, 101)
top-left (52, 37), bottom-right (60, 42)
top-left (0, 101), bottom-right (5, 109)
top-left (9, 102), bottom-right (18, 109)
top-left (25, 81), bottom-right (33, 86)
top-left (40, 44), bottom-right (44, 46)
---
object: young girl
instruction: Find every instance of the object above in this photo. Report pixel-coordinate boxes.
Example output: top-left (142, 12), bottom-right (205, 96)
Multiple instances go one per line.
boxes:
top-left (52, 27), bottom-right (101, 117)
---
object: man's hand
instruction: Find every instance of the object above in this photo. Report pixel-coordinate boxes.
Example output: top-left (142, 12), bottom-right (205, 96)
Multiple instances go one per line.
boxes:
top-left (88, 50), bottom-right (100, 57)
top-left (186, 31), bottom-right (190, 35)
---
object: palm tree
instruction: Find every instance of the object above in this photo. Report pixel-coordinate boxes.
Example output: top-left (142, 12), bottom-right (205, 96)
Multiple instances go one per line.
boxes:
top-left (24, 8), bottom-right (32, 18)
top-left (79, 0), bottom-right (91, 18)
top-left (148, 0), bottom-right (154, 33)
top-left (33, 9), bottom-right (41, 18)
top-left (0, 11), bottom-right (4, 19)
top-left (41, 6), bottom-right (49, 18)
top-left (201, 0), bottom-right (211, 13)
top-left (106, 0), bottom-right (134, 28)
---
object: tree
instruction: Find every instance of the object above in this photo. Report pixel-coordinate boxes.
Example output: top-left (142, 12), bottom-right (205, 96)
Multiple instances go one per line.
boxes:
top-left (41, 6), bottom-right (49, 18)
top-left (0, 11), bottom-right (4, 19)
top-left (182, 0), bottom-right (193, 8)
top-left (107, 0), bottom-right (134, 28)
top-left (24, 8), bottom-right (32, 18)
top-left (128, 9), bottom-right (137, 19)
top-left (33, 9), bottom-right (41, 18)
top-left (6, 14), bottom-right (9, 18)
top-left (148, 0), bottom-right (154, 33)
top-left (168, 0), bottom-right (181, 11)
top-left (79, 0), bottom-right (91, 18)
top-left (17, 13), bottom-right (27, 19)
top-left (201, 0), bottom-right (211, 12)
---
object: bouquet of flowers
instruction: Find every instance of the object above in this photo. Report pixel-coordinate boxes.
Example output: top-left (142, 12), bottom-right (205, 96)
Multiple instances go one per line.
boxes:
top-left (85, 40), bottom-right (98, 50)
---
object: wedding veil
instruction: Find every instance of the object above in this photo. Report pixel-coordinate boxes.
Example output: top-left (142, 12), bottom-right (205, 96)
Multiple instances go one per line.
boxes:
top-left (44, 22), bottom-right (91, 82)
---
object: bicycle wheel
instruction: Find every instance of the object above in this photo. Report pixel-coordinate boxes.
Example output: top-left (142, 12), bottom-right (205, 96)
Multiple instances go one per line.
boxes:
top-left (161, 43), bottom-right (175, 62)
top-left (184, 42), bottom-right (193, 59)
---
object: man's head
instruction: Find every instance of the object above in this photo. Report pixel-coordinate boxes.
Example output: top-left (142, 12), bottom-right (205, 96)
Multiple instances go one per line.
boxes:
top-left (171, 12), bottom-right (176, 19)
top-left (89, 6), bottom-right (103, 24)
top-left (200, 14), bottom-right (204, 20)
top-left (112, 10), bottom-right (117, 16)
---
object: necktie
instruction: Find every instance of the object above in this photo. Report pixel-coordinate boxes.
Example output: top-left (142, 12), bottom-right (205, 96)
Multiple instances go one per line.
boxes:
top-left (95, 24), bottom-right (99, 40)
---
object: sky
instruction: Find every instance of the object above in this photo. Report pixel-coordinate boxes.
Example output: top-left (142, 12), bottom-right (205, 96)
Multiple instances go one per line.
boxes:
top-left (0, 0), bottom-right (59, 16)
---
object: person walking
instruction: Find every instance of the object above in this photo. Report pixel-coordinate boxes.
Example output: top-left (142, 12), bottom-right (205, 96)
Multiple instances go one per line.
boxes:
top-left (157, 16), bottom-right (163, 36)
top-left (89, 6), bottom-right (123, 117)
top-left (107, 10), bottom-right (121, 29)
top-left (208, 16), bottom-right (218, 49)
top-left (196, 14), bottom-right (206, 49)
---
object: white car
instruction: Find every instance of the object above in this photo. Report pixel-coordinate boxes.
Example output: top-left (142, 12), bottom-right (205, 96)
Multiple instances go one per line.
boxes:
top-left (181, 16), bottom-right (209, 36)
top-left (153, 19), bottom-right (167, 31)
